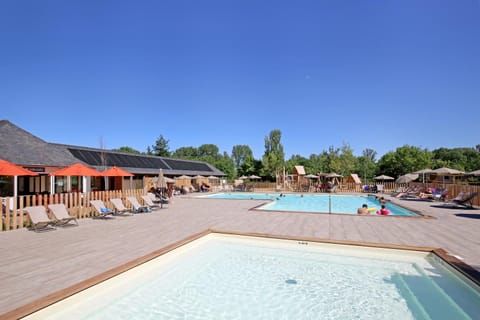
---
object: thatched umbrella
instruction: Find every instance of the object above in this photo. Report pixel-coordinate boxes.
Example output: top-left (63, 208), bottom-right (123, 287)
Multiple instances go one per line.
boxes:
top-left (432, 167), bottom-right (464, 187)
top-left (395, 173), bottom-right (419, 184)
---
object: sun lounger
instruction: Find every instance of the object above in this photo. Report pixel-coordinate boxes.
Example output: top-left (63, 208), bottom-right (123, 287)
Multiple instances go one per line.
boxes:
top-left (89, 200), bottom-right (115, 218)
top-left (47, 203), bottom-right (78, 227)
top-left (126, 197), bottom-right (151, 213)
top-left (110, 198), bottom-right (133, 216)
top-left (450, 192), bottom-right (478, 208)
top-left (141, 195), bottom-right (161, 210)
top-left (24, 206), bottom-right (56, 232)
top-left (147, 192), bottom-right (169, 204)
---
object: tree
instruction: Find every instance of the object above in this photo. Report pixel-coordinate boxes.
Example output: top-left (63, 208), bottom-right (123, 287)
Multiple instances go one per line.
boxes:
top-left (355, 148), bottom-right (378, 183)
top-left (238, 155), bottom-right (263, 177)
top-left (112, 146), bottom-right (142, 154)
top-left (172, 147), bottom-right (199, 159)
top-left (262, 129), bottom-right (285, 180)
top-left (231, 145), bottom-right (253, 168)
top-left (377, 145), bottom-right (432, 177)
top-left (151, 135), bottom-right (170, 157)
top-left (198, 144), bottom-right (220, 159)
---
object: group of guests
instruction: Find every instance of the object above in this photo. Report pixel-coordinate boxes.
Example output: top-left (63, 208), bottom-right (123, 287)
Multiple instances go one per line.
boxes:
top-left (357, 196), bottom-right (390, 215)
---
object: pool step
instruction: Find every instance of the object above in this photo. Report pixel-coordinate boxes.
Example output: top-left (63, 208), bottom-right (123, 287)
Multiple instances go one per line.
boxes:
top-left (393, 266), bottom-right (471, 320)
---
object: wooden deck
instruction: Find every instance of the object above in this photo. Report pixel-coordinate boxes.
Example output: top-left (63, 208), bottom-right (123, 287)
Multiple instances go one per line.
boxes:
top-left (1, 193), bottom-right (479, 317)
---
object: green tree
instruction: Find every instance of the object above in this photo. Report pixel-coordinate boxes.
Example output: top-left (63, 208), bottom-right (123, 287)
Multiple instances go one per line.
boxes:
top-left (231, 145), bottom-right (253, 168)
top-left (212, 152), bottom-right (235, 180)
top-left (338, 143), bottom-right (356, 176)
top-left (172, 147), bottom-right (199, 159)
top-left (377, 145), bottom-right (432, 177)
top-left (112, 146), bottom-right (141, 154)
top-left (355, 148), bottom-right (378, 183)
top-left (151, 135), bottom-right (171, 157)
top-left (238, 155), bottom-right (263, 177)
top-left (262, 129), bottom-right (285, 180)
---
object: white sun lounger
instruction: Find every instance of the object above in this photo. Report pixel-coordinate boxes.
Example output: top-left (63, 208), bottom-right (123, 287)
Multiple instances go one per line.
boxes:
top-left (47, 203), bottom-right (78, 227)
top-left (24, 206), bottom-right (56, 232)
top-left (110, 198), bottom-right (133, 216)
top-left (89, 200), bottom-right (115, 219)
top-left (126, 197), bottom-right (151, 213)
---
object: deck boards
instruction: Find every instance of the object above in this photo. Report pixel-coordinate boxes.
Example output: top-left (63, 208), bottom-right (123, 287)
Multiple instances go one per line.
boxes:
top-left (0, 194), bottom-right (479, 316)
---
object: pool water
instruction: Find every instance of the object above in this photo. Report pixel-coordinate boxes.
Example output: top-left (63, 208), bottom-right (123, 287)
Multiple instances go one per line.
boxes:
top-left (27, 234), bottom-right (480, 319)
top-left (206, 193), bottom-right (420, 216)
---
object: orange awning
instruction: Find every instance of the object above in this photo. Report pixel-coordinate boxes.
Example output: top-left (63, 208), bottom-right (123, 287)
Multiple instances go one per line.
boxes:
top-left (49, 163), bottom-right (103, 176)
top-left (0, 159), bottom-right (38, 176)
top-left (101, 166), bottom-right (134, 177)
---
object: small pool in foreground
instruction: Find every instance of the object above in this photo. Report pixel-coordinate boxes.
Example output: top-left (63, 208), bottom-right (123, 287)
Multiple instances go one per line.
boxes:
top-left (25, 233), bottom-right (480, 319)
top-left (205, 193), bottom-right (420, 216)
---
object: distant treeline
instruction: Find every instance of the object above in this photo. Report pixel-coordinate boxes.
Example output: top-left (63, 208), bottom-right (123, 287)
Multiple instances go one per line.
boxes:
top-left (113, 131), bottom-right (480, 182)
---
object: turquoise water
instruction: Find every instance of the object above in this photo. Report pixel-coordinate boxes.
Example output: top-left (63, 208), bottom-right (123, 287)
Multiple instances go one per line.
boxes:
top-left (31, 234), bottom-right (480, 319)
top-left (206, 193), bottom-right (420, 216)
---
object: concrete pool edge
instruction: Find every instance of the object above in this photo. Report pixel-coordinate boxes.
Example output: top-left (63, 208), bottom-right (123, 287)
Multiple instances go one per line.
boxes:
top-left (4, 229), bottom-right (480, 319)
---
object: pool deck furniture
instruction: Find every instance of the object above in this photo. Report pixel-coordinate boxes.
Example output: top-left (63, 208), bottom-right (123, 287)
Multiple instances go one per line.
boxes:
top-left (110, 198), bottom-right (133, 216)
top-left (451, 192), bottom-right (478, 208)
top-left (23, 206), bottom-right (56, 232)
top-left (141, 195), bottom-right (161, 210)
top-left (126, 196), bottom-right (150, 213)
top-left (47, 204), bottom-right (78, 227)
top-left (89, 200), bottom-right (115, 219)
top-left (1, 193), bottom-right (480, 317)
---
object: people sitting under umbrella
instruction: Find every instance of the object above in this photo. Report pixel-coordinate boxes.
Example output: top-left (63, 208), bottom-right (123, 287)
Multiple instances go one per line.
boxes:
top-left (200, 182), bottom-right (210, 192)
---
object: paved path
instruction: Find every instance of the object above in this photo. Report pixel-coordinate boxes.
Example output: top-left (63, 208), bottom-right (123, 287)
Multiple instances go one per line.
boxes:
top-left (0, 193), bottom-right (479, 316)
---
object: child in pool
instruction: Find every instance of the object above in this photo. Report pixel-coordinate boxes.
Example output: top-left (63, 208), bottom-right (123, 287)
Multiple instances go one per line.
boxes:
top-left (376, 204), bottom-right (390, 215)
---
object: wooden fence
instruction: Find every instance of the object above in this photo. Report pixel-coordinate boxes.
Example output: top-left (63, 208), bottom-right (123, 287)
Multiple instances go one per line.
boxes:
top-left (1, 189), bottom-right (145, 232)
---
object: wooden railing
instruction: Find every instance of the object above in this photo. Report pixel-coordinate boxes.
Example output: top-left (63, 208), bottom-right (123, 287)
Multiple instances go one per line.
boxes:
top-left (1, 189), bottom-right (145, 232)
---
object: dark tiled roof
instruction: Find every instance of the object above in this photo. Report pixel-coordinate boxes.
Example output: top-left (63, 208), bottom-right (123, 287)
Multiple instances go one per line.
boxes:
top-left (0, 120), bottom-right (225, 176)
top-left (0, 120), bottom-right (79, 166)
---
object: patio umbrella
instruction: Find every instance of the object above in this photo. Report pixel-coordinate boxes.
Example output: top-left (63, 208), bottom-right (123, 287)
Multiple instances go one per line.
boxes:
top-left (175, 175), bottom-right (192, 179)
top-left (413, 168), bottom-right (433, 183)
top-left (304, 174), bottom-right (319, 179)
top-left (193, 175), bottom-right (205, 179)
top-left (50, 163), bottom-right (102, 193)
top-left (102, 166), bottom-right (134, 191)
top-left (0, 159), bottom-right (38, 197)
top-left (101, 166), bottom-right (134, 177)
top-left (467, 169), bottom-right (480, 176)
top-left (374, 175), bottom-right (394, 181)
top-left (248, 175), bottom-right (261, 180)
top-left (157, 168), bottom-right (167, 189)
top-left (238, 175), bottom-right (248, 180)
top-left (326, 172), bottom-right (342, 178)
top-left (432, 167), bottom-right (465, 187)
top-left (395, 173), bottom-right (419, 184)
top-left (207, 176), bottom-right (219, 180)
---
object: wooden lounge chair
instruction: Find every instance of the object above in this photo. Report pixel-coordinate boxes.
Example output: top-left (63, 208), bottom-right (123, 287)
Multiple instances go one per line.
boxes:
top-left (89, 200), bottom-right (115, 219)
top-left (126, 197), bottom-right (151, 213)
top-left (110, 198), bottom-right (133, 216)
top-left (24, 206), bottom-right (56, 232)
top-left (47, 203), bottom-right (78, 227)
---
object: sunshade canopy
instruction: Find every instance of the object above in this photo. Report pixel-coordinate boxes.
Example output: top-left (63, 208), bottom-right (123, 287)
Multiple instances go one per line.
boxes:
top-left (467, 169), bottom-right (480, 176)
top-left (413, 168), bottom-right (434, 174)
top-left (326, 173), bottom-right (343, 178)
top-left (395, 173), bottom-right (419, 184)
top-left (175, 175), bottom-right (192, 179)
top-left (50, 163), bottom-right (103, 176)
top-left (249, 175), bottom-right (261, 179)
top-left (101, 166), bottom-right (134, 177)
top-left (0, 159), bottom-right (38, 176)
top-left (374, 174), bottom-right (394, 180)
top-left (238, 175), bottom-right (248, 180)
top-left (304, 174), bottom-right (319, 179)
top-left (432, 167), bottom-right (465, 175)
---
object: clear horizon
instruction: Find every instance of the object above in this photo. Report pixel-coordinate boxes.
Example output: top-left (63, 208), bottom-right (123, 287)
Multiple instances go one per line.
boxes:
top-left (1, 1), bottom-right (479, 160)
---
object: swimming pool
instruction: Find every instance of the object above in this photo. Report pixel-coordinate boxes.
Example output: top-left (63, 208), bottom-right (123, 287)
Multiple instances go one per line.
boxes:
top-left (205, 193), bottom-right (420, 216)
top-left (25, 233), bottom-right (480, 319)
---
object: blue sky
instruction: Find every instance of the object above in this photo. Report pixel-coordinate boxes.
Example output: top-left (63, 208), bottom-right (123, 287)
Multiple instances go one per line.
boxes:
top-left (1, 0), bottom-right (479, 160)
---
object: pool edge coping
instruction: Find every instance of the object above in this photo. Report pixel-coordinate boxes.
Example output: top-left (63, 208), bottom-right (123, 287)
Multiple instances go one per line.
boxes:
top-left (4, 229), bottom-right (479, 319)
